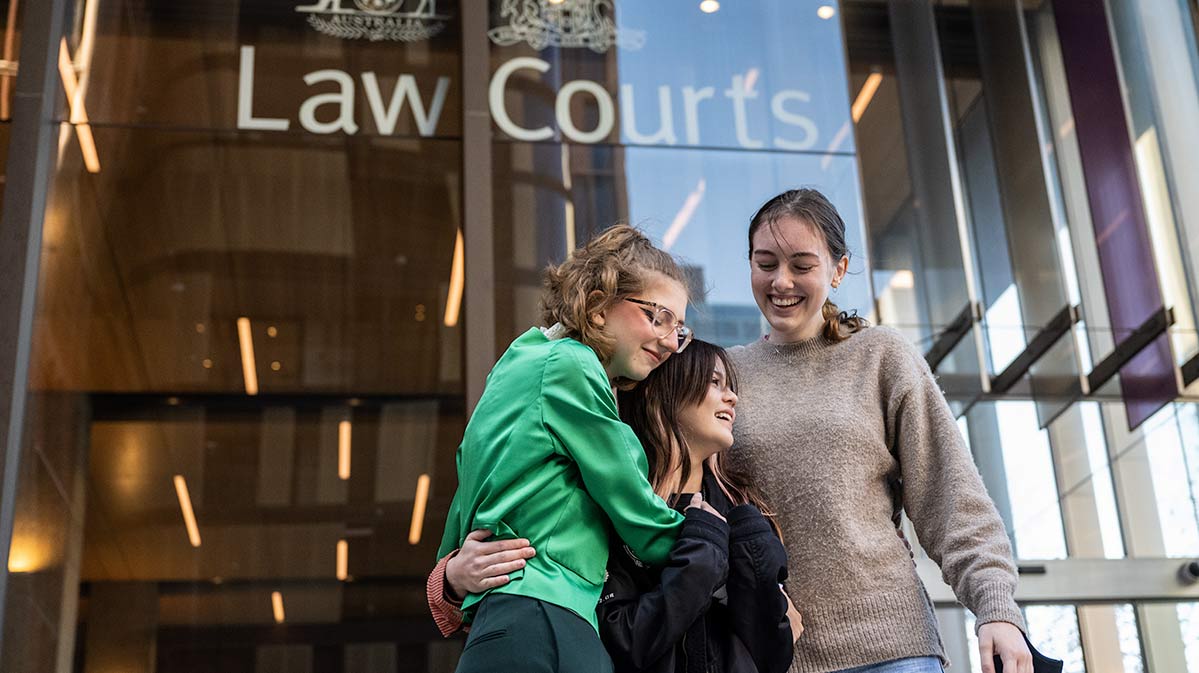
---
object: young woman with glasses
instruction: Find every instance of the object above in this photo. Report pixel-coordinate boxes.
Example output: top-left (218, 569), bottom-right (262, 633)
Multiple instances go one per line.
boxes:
top-left (431, 225), bottom-right (714, 673)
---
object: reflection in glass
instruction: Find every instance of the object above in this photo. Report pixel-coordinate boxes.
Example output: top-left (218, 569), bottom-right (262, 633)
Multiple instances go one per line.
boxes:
top-left (1144, 405), bottom-right (1199, 557)
top-left (1078, 403), bottom-right (1126, 559)
top-left (1114, 604), bottom-right (1145, 673)
top-left (1025, 605), bottom-right (1084, 673)
top-left (1180, 602), bottom-right (1199, 673)
top-left (995, 401), bottom-right (1067, 559)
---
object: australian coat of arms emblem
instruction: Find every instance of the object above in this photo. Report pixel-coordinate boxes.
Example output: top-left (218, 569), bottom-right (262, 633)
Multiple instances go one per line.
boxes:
top-left (488, 0), bottom-right (645, 53)
top-left (296, 0), bottom-right (450, 42)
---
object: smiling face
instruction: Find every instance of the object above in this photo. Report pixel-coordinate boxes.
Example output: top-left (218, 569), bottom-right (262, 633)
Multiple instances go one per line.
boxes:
top-left (750, 216), bottom-right (848, 343)
top-left (677, 359), bottom-right (738, 461)
top-left (600, 273), bottom-right (689, 382)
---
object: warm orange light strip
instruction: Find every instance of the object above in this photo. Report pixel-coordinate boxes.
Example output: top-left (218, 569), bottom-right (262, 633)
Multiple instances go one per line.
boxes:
top-left (173, 475), bottom-right (202, 548)
top-left (271, 591), bottom-right (285, 623)
top-left (408, 474), bottom-right (431, 545)
top-left (336, 539), bottom-right (349, 581)
top-left (337, 420), bottom-right (352, 480)
top-left (0, 0), bottom-right (18, 120)
top-left (852, 72), bottom-right (883, 123)
top-left (56, 39), bottom-right (100, 173)
top-left (237, 317), bottom-right (259, 396)
top-left (443, 230), bottom-right (465, 327)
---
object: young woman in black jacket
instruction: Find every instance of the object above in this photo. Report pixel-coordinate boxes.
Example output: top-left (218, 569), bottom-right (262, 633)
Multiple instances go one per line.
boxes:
top-left (603, 339), bottom-right (800, 673)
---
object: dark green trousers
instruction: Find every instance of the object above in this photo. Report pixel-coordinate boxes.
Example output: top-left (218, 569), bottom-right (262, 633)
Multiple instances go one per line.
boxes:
top-left (455, 594), bottom-right (613, 673)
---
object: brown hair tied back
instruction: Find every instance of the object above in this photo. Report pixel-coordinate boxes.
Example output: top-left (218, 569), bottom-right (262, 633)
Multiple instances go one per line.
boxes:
top-left (541, 225), bottom-right (689, 363)
top-left (748, 188), bottom-right (869, 341)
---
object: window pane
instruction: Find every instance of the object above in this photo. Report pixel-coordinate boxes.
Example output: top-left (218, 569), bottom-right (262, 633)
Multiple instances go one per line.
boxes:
top-left (1114, 604), bottom-right (1146, 673)
top-left (1025, 605), bottom-right (1085, 673)
top-left (995, 401), bottom-right (1067, 559)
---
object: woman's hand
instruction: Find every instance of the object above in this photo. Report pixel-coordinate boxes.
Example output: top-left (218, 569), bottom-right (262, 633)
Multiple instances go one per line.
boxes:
top-left (781, 588), bottom-right (803, 643)
top-left (444, 529), bottom-right (536, 599)
top-left (685, 493), bottom-right (727, 522)
top-left (978, 621), bottom-right (1031, 673)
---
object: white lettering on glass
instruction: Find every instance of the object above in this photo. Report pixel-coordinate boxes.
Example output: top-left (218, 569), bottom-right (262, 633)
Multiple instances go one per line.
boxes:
top-left (489, 56), bottom-right (553, 141)
top-left (299, 69), bottom-right (359, 135)
top-left (724, 74), bottom-right (764, 149)
top-left (235, 45), bottom-right (826, 151)
top-left (681, 86), bottom-right (715, 146)
top-left (621, 84), bottom-right (677, 145)
top-left (362, 73), bottom-right (450, 135)
top-left (556, 79), bottom-right (614, 144)
top-left (237, 46), bottom-right (290, 131)
top-left (771, 90), bottom-right (819, 150)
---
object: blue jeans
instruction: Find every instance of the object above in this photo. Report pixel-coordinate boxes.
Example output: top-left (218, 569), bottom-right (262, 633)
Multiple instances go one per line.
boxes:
top-left (834, 657), bottom-right (945, 673)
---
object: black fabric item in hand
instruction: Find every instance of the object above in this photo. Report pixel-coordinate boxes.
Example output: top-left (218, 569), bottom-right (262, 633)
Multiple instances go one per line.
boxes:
top-left (993, 633), bottom-right (1063, 673)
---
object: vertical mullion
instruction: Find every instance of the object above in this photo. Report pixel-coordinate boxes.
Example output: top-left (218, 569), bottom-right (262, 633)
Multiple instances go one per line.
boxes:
top-left (0, 0), bottom-right (69, 655)
top-left (461, 1), bottom-right (496, 415)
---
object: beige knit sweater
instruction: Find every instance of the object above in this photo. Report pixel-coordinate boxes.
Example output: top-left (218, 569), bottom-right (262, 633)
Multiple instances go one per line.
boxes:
top-left (729, 326), bottom-right (1024, 673)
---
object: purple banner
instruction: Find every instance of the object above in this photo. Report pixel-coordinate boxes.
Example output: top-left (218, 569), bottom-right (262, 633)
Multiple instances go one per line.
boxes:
top-left (1052, 0), bottom-right (1175, 429)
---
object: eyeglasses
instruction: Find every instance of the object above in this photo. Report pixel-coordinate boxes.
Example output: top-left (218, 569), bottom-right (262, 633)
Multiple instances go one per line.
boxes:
top-left (625, 298), bottom-right (694, 353)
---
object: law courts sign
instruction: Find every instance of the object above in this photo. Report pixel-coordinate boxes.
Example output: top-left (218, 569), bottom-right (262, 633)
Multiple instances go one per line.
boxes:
top-left (238, 1), bottom-right (851, 153)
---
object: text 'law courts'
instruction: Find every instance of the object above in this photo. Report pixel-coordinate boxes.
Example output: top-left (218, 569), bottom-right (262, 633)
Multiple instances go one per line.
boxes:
top-left (236, 46), bottom-right (824, 149)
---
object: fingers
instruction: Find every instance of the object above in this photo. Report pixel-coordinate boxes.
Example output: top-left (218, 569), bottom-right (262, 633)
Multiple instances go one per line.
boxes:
top-left (477, 548), bottom-right (535, 566)
top-left (1015, 644), bottom-right (1033, 673)
top-left (979, 634), bottom-right (996, 673)
top-left (463, 529), bottom-right (494, 542)
top-left (482, 559), bottom-right (528, 577)
top-left (999, 651), bottom-right (1017, 673)
top-left (477, 574), bottom-right (512, 590)
top-left (468, 538), bottom-right (535, 557)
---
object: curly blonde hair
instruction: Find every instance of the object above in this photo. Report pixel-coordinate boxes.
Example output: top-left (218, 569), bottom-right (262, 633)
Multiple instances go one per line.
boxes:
top-left (541, 225), bottom-right (689, 364)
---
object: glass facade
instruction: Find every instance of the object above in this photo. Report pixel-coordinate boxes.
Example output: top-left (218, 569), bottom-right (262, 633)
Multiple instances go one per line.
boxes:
top-left (2, 1), bottom-right (1199, 672)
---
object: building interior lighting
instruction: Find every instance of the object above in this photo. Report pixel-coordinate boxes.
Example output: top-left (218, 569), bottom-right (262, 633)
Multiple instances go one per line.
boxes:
top-left (173, 475), bottom-right (202, 548)
top-left (271, 591), bottom-right (285, 623)
top-left (890, 269), bottom-right (915, 289)
top-left (57, 39), bottom-right (101, 173)
top-left (851, 72), bottom-right (883, 123)
top-left (561, 144), bottom-right (576, 252)
top-left (6, 534), bottom-right (51, 574)
top-left (237, 317), bottom-right (259, 395)
top-left (700, 0), bottom-right (720, 13)
top-left (663, 178), bottom-right (706, 251)
top-left (817, 5), bottom-right (837, 20)
top-left (444, 229), bottom-right (465, 327)
top-left (338, 420), bottom-right (352, 480)
top-left (743, 68), bottom-right (759, 93)
top-left (1, 0), bottom-right (18, 120)
top-left (336, 539), bottom-right (349, 581)
top-left (408, 473), bottom-right (431, 545)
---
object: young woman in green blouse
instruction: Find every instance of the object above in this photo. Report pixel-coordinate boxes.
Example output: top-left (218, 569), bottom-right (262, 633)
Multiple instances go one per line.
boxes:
top-left (434, 225), bottom-right (720, 673)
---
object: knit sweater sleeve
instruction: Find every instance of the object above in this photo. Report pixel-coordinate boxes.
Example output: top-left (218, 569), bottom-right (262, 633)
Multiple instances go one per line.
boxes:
top-left (884, 334), bottom-right (1026, 632)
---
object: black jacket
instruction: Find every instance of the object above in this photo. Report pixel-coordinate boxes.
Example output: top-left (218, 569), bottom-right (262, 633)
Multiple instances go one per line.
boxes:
top-left (598, 470), bottom-right (793, 673)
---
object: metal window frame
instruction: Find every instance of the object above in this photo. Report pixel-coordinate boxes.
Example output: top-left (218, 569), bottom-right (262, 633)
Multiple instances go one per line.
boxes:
top-left (0, 0), bottom-right (67, 655)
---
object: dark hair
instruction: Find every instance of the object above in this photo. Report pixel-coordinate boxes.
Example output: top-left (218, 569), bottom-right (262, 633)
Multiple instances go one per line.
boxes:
top-left (617, 340), bottom-right (776, 528)
top-left (748, 188), bottom-right (868, 341)
top-left (541, 225), bottom-right (689, 364)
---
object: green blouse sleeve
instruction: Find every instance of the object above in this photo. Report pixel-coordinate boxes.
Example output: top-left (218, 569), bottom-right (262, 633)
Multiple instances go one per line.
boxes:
top-left (540, 343), bottom-right (684, 566)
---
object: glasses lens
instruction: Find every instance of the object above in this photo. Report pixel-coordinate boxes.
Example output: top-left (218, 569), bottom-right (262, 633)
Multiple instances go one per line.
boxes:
top-left (651, 307), bottom-right (675, 336)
